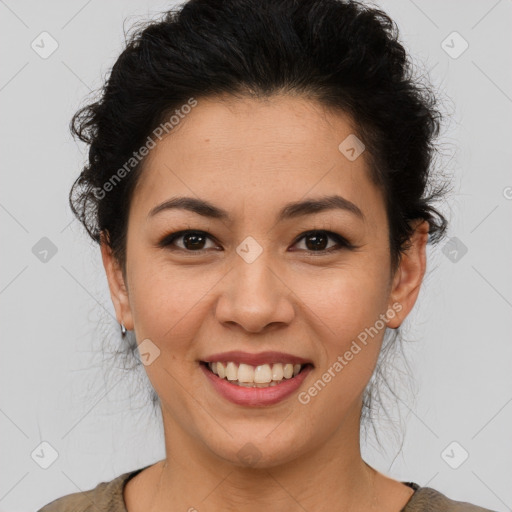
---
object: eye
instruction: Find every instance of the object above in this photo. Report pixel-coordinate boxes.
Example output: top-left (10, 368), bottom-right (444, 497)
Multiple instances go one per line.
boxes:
top-left (291, 230), bottom-right (353, 254)
top-left (158, 230), bottom-right (219, 252)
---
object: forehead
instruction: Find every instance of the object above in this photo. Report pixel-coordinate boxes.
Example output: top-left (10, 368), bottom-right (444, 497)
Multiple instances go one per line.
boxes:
top-left (145, 94), bottom-right (359, 166)
top-left (130, 94), bottom-right (383, 222)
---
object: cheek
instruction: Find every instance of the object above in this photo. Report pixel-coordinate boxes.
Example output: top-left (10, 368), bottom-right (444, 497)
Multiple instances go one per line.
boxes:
top-left (297, 277), bottom-right (390, 413)
top-left (127, 257), bottom-right (211, 344)
top-left (302, 259), bottom-right (391, 339)
top-left (296, 257), bottom-right (391, 398)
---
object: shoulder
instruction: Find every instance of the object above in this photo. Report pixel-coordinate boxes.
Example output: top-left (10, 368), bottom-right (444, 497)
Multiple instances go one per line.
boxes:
top-left (37, 467), bottom-right (147, 512)
top-left (403, 485), bottom-right (497, 512)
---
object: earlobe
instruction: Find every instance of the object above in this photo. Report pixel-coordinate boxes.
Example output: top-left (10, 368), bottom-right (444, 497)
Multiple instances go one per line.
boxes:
top-left (387, 220), bottom-right (429, 329)
top-left (100, 231), bottom-right (134, 331)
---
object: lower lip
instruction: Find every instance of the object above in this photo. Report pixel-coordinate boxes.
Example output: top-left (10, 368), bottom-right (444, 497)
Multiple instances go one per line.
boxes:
top-left (200, 363), bottom-right (313, 407)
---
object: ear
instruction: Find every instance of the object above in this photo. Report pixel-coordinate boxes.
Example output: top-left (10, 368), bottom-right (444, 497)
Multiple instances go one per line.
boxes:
top-left (387, 220), bottom-right (429, 328)
top-left (100, 231), bottom-right (134, 331)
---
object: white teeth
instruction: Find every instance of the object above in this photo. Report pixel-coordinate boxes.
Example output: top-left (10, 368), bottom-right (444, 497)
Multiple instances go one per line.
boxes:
top-left (206, 361), bottom-right (306, 387)
top-left (225, 362), bottom-right (238, 381)
top-left (271, 363), bottom-right (284, 380)
top-left (238, 363), bottom-right (255, 383)
top-left (283, 363), bottom-right (293, 379)
top-left (254, 364), bottom-right (272, 383)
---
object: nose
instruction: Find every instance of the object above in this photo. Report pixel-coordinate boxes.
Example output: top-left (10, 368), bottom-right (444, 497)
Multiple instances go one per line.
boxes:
top-left (214, 249), bottom-right (295, 334)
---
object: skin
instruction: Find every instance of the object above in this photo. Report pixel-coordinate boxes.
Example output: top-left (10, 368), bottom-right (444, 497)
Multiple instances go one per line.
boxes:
top-left (101, 94), bottom-right (429, 511)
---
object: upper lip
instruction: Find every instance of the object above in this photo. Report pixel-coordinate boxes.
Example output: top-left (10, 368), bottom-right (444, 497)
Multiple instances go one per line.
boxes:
top-left (201, 351), bottom-right (313, 367)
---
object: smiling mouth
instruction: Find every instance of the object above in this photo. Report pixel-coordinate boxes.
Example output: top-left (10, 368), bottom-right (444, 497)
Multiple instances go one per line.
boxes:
top-left (200, 361), bottom-right (313, 388)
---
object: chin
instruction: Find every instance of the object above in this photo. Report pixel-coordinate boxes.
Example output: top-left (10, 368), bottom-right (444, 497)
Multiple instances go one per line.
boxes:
top-left (203, 427), bottom-right (313, 470)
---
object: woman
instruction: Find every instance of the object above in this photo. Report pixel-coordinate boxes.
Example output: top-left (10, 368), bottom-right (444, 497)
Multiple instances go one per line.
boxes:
top-left (38, 0), bottom-right (496, 510)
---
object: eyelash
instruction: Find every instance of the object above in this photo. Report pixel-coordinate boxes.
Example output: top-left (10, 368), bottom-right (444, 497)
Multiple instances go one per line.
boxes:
top-left (158, 229), bottom-right (355, 255)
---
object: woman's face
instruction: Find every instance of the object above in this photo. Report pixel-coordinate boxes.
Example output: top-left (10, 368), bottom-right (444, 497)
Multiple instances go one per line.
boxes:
top-left (102, 94), bottom-right (426, 468)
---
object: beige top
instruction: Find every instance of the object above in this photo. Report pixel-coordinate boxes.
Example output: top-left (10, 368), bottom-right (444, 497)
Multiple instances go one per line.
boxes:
top-left (37, 465), bottom-right (496, 512)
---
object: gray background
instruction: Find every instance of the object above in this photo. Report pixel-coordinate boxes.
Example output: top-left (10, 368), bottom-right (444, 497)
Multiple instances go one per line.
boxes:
top-left (1, 0), bottom-right (511, 510)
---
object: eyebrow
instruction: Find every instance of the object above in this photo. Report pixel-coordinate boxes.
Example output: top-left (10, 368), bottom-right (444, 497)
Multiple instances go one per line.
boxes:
top-left (148, 194), bottom-right (364, 222)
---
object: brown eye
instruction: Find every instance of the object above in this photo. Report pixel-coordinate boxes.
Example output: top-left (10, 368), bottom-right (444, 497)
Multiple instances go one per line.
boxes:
top-left (159, 230), bottom-right (218, 251)
top-left (292, 230), bottom-right (352, 254)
